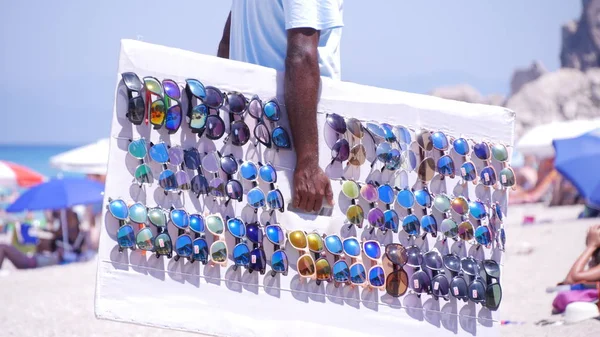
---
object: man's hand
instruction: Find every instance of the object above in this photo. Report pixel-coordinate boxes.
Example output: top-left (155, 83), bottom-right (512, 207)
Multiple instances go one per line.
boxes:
top-left (293, 161), bottom-right (334, 213)
top-left (586, 224), bottom-right (600, 248)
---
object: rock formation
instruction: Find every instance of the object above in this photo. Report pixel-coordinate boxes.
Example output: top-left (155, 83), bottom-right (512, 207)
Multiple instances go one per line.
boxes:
top-left (561, 0), bottom-right (600, 70)
top-left (428, 84), bottom-right (505, 106)
top-left (510, 61), bottom-right (547, 95)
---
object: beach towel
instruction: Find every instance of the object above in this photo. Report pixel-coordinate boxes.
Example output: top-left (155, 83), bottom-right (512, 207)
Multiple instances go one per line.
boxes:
top-left (552, 289), bottom-right (599, 314)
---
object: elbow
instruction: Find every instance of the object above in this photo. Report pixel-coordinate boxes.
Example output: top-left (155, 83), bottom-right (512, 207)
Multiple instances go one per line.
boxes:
top-left (285, 46), bottom-right (319, 72)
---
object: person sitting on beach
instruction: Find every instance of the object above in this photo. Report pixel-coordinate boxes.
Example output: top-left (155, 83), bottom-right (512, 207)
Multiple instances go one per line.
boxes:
top-left (560, 224), bottom-right (600, 285)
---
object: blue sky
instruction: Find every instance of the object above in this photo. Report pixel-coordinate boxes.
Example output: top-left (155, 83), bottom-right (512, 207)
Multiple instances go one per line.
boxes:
top-left (0, 0), bottom-right (581, 145)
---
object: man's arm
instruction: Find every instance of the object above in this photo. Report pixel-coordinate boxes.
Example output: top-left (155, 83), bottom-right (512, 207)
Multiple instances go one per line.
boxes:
top-left (217, 12), bottom-right (231, 59)
top-left (286, 28), bottom-right (333, 213)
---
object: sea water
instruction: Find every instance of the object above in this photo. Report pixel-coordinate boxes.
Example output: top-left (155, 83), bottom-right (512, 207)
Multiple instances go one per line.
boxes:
top-left (0, 144), bottom-right (81, 178)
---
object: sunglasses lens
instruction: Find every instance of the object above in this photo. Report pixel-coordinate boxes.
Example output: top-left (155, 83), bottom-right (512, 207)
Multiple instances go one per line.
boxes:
top-left (332, 139), bottom-right (350, 162)
top-left (324, 235), bottom-right (343, 255)
top-left (363, 241), bottom-right (381, 260)
top-left (461, 257), bottom-right (480, 275)
top-left (376, 142), bottom-right (392, 162)
top-left (117, 225), bottom-right (135, 248)
top-left (343, 237), bottom-right (361, 257)
top-left (367, 208), bottom-right (385, 229)
top-left (263, 100), bottom-right (281, 121)
top-left (474, 142), bottom-right (491, 160)
top-left (316, 258), bottom-right (332, 281)
top-left (458, 221), bottom-right (475, 241)
top-left (128, 96), bottom-right (145, 125)
top-left (369, 266), bottom-right (386, 287)
top-left (246, 223), bottom-right (263, 244)
top-left (190, 214), bottom-right (205, 234)
top-left (432, 131), bottom-right (449, 150)
top-left (265, 225), bottom-right (284, 246)
top-left (469, 279), bottom-right (486, 302)
top-left (193, 238), bottom-right (209, 262)
top-left (475, 226), bottom-right (492, 246)
top-left (469, 201), bottom-right (487, 219)
top-left (460, 162), bottom-right (477, 181)
top-left (480, 166), bottom-right (497, 186)
top-left (381, 123), bottom-right (396, 142)
top-left (401, 150), bottom-right (417, 171)
top-left (346, 118), bottom-right (364, 138)
top-left (416, 130), bottom-right (433, 151)
top-left (366, 122), bottom-right (386, 139)
top-left (453, 138), bottom-right (470, 156)
top-left (206, 115), bottom-right (225, 139)
top-left (346, 204), bottom-right (364, 225)
top-left (486, 283), bottom-right (502, 310)
top-left (206, 215), bottom-right (224, 235)
top-left (406, 246), bottom-right (423, 267)
top-left (254, 123), bottom-right (271, 147)
top-left (128, 139), bottom-right (147, 159)
top-left (444, 254), bottom-right (461, 273)
top-left (378, 184), bottom-right (394, 204)
top-left (227, 92), bottom-right (246, 114)
top-left (326, 113), bottom-right (347, 134)
top-left (424, 251), bottom-right (444, 270)
top-left (176, 235), bottom-right (193, 257)
top-left (159, 170), bottom-right (178, 191)
top-left (414, 189), bottom-right (432, 208)
top-left (393, 126), bottom-right (412, 145)
top-left (227, 218), bottom-right (246, 238)
top-left (250, 248), bottom-right (267, 271)
top-left (441, 219), bottom-right (458, 238)
top-left (210, 241), bottom-right (228, 263)
top-left (144, 77), bottom-right (163, 96)
top-left (190, 105), bottom-right (209, 131)
top-left (421, 215), bottom-right (437, 234)
top-left (184, 148), bottom-right (201, 169)
top-left (492, 144), bottom-right (509, 162)
top-left (220, 156), bottom-right (238, 175)
top-left (385, 149), bottom-right (402, 171)
top-left (437, 155), bottom-right (455, 176)
top-left (451, 197), bottom-right (469, 215)
top-left (109, 199), bottom-right (128, 220)
top-left (209, 177), bottom-right (226, 197)
top-left (385, 243), bottom-right (408, 266)
top-left (402, 214), bottom-right (420, 236)
top-left (163, 80), bottom-right (181, 100)
top-left (500, 168), bottom-right (516, 187)
top-left (231, 121), bottom-right (250, 146)
top-left (122, 72), bottom-right (143, 91)
top-left (349, 144), bottom-right (367, 166)
top-left (148, 208), bottom-right (167, 227)
top-left (136, 227), bottom-right (154, 251)
top-left (176, 171), bottom-right (191, 190)
top-left (272, 127), bottom-right (291, 149)
top-left (240, 161), bottom-right (258, 180)
top-left (150, 100), bottom-right (166, 126)
top-left (417, 157), bottom-right (436, 182)
top-left (333, 260), bottom-right (350, 282)
top-left (267, 190), bottom-right (284, 210)
top-left (433, 194), bottom-right (451, 213)
top-left (226, 180), bottom-right (243, 200)
top-left (432, 274), bottom-right (450, 297)
top-left (128, 203), bottom-right (147, 223)
top-left (271, 250), bottom-right (289, 274)
top-left (350, 263), bottom-right (367, 285)
top-left (170, 209), bottom-right (189, 229)
top-left (155, 233), bottom-right (172, 256)
top-left (307, 233), bottom-right (324, 252)
top-left (191, 175), bottom-right (209, 195)
top-left (386, 269), bottom-right (408, 297)
top-left (186, 79), bottom-right (206, 99)
top-left (483, 260), bottom-right (501, 278)
top-left (297, 255), bottom-right (316, 277)
top-left (396, 189), bottom-right (415, 209)
top-left (247, 187), bottom-right (266, 208)
top-left (201, 152), bottom-right (220, 173)
top-left (248, 98), bottom-right (262, 118)
top-left (149, 143), bottom-right (169, 163)
top-left (384, 209), bottom-right (399, 232)
top-left (289, 230), bottom-right (307, 249)
top-left (411, 270), bottom-right (431, 293)
top-left (134, 164), bottom-right (153, 184)
top-left (166, 147), bottom-right (184, 167)
top-left (360, 183), bottom-right (378, 203)
top-left (165, 105), bottom-right (182, 132)
top-left (205, 87), bottom-right (223, 108)
top-left (259, 164), bottom-right (277, 183)
top-left (341, 180), bottom-right (360, 199)
top-left (233, 243), bottom-right (250, 266)
top-left (451, 277), bottom-right (468, 299)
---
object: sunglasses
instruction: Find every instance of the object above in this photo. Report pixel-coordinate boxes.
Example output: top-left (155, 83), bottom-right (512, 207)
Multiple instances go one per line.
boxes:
top-left (414, 188), bottom-right (437, 237)
top-left (431, 131), bottom-right (456, 178)
top-left (288, 230), bottom-right (330, 285)
top-left (149, 142), bottom-right (178, 194)
top-left (121, 72), bottom-right (145, 125)
top-left (185, 79), bottom-right (210, 136)
top-left (190, 213), bottom-right (209, 264)
top-left (250, 98), bottom-right (292, 150)
top-left (226, 217), bottom-right (251, 272)
top-left (127, 138), bottom-right (154, 186)
top-left (422, 249), bottom-right (450, 301)
top-left (201, 151), bottom-right (228, 199)
top-left (384, 243), bottom-right (409, 297)
top-left (363, 240), bottom-right (386, 291)
top-left (326, 114), bottom-right (365, 165)
top-left (445, 254), bottom-right (488, 304)
top-left (415, 129), bottom-right (437, 184)
top-left (443, 254), bottom-right (469, 302)
top-left (365, 183), bottom-right (397, 233)
top-left (266, 223), bottom-right (288, 277)
top-left (436, 194), bottom-right (474, 242)
top-left (324, 234), bottom-right (350, 287)
top-left (258, 162), bottom-right (285, 214)
top-left (162, 79), bottom-right (183, 134)
top-left (468, 200), bottom-right (493, 248)
top-left (244, 222), bottom-right (268, 274)
top-left (217, 153), bottom-right (244, 205)
top-left (166, 146), bottom-right (191, 191)
top-left (205, 214), bottom-right (228, 267)
top-left (342, 237), bottom-right (368, 288)
top-left (183, 148), bottom-right (210, 197)
top-left (147, 206), bottom-right (173, 259)
top-left (239, 160), bottom-right (267, 212)
top-left (453, 137), bottom-right (478, 185)
top-left (490, 202), bottom-right (506, 251)
top-left (107, 198), bottom-right (135, 252)
top-left (143, 76), bottom-right (166, 129)
top-left (170, 208), bottom-right (193, 262)
top-left (472, 141), bottom-right (499, 188)
top-left (128, 202), bottom-right (154, 251)
top-left (395, 188), bottom-right (421, 237)
top-left (482, 259), bottom-right (502, 311)
top-left (340, 179), bottom-right (365, 229)
top-left (491, 143), bottom-right (516, 190)
top-left (405, 245), bottom-right (433, 295)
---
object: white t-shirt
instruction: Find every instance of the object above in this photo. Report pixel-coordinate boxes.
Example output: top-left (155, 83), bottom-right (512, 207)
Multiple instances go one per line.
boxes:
top-left (229, 0), bottom-right (344, 80)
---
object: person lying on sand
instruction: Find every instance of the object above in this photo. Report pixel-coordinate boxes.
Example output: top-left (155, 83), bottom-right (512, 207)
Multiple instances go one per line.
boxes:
top-left (560, 224), bottom-right (600, 285)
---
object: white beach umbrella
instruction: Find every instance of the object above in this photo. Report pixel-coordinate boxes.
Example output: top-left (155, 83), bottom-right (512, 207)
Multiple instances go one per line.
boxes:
top-left (516, 119), bottom-right (600, 158)
top-left (49, 138), bottom-right (110, 175)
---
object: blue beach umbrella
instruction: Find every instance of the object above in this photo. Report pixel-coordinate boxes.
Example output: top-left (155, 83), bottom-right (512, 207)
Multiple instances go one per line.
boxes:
top-left (552, 128), bottom-right (600, 207)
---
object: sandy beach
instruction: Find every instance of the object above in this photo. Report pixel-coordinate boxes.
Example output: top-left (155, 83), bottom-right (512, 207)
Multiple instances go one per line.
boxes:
top-left (1, 203), bottom-right (599, 337)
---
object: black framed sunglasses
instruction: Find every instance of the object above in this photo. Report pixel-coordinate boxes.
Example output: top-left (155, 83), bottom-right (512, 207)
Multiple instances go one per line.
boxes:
top-left (121, 72), bottom-right (145, 125)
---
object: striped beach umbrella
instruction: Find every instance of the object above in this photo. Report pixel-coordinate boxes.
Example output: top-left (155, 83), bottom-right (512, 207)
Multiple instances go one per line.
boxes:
top-left (0, 161), bottom-right (45, 188)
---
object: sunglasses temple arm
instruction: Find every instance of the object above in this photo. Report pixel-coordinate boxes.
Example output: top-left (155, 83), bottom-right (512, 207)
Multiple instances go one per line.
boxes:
top-left (144, 90), bottom-right (151, 125)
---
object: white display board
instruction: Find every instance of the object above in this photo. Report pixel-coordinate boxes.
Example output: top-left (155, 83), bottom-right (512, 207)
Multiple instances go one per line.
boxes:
top-left (95, 39), bottom-right (515, 337)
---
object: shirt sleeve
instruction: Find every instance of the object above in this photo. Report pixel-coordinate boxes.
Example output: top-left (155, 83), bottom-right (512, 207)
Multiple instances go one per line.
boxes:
top-left (283, 0), bottom-right (343, 31)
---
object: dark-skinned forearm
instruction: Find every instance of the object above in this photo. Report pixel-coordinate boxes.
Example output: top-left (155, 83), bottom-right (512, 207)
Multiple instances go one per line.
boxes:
top-left (285, 46), bottom-right (321, 166)
top-left (217, 12), bottom-right (231, 59)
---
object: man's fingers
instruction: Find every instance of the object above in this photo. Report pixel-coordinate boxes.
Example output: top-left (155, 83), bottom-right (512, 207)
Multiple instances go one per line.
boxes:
top-left (313, 193), bottom-right (323, 212)
top-left (324, 180), bottom-right (334, 205)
